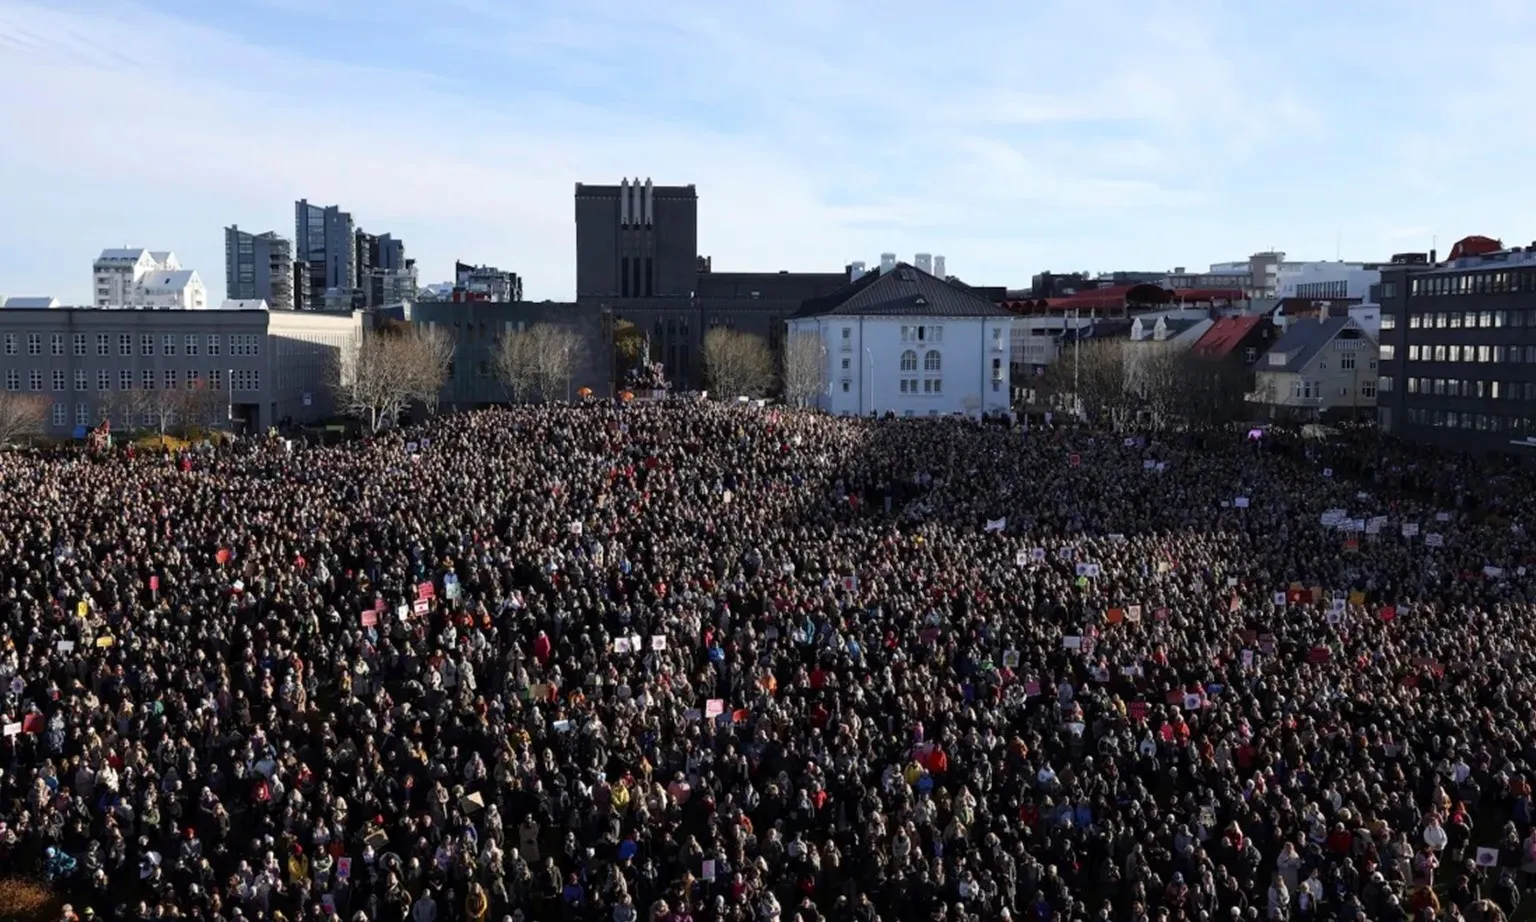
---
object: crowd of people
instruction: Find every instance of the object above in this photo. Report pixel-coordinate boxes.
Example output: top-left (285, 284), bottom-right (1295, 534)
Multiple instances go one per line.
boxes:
top-left (2, 403), bottom-right (1536, 922)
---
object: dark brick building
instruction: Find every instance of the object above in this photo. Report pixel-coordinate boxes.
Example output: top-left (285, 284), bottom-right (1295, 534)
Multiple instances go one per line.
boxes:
top-left (573, 179), bottom-right (848, 387)
top-left (1376, 236), bottom-right (1536, 454)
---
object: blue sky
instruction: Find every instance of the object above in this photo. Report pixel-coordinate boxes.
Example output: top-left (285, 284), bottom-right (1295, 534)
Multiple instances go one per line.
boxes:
top-left (1, 0), bottom-right (1534, 304)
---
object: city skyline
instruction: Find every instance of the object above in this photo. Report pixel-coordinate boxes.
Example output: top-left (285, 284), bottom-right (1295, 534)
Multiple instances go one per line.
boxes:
top-left (2, 0), bottom-right (1534, 305)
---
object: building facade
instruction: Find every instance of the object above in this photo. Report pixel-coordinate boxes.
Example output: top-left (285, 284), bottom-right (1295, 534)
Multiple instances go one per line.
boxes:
top-left (225, 226), bottom-right (295, 311)
top-left (92, 249), bottom-right (204, 308)
top-left (401, 300), bottom-right (612, 407)
top-left (1248, 315), bottom-right (1378, 419)
top-left (787, 264), bottom-right (1012, 417)
top-left (1376, 240), bottom-right (1536, 452)
top-left (0, 307), bottom-right (361, 435)
top-left (295, 200), bottom-right (357, 309)
top-left (573, 178), bottom-right (853, 388)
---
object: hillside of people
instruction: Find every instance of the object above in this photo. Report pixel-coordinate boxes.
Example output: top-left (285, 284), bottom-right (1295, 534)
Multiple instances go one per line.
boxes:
top-left (2, 404), bottom-right (1535, 922)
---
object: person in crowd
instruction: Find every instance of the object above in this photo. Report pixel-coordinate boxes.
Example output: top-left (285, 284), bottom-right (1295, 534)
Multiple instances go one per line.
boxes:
top-left (2, 405), bottom-right (1536, 922)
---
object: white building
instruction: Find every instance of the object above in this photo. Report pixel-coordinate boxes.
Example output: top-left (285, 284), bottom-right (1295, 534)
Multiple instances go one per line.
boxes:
top-left (1275, 262), bottom-right (1379, 301)
top-left (92, 248), bottom-right (208, 309)
top-left (786, 263), bottom-right (1012, 417)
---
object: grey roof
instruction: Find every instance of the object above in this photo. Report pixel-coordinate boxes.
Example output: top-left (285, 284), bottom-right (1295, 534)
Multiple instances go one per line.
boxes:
top-left (0, 296), bottom-right (59, 309)
top-left (792, 262), bottom-right (1012, 318)
top-left (96, 247), bottom-right (149, 262)
top-left (139, 270), bottom-right (197, 289)
top-left (149, 250), bottom-right (174, 264)
top-left (1260, 316), bottom-right (1362, 373)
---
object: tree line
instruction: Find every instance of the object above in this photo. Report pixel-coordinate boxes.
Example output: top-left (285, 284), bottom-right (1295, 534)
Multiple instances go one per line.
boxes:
top-left (1032, 339), bottom-right (1252, 430)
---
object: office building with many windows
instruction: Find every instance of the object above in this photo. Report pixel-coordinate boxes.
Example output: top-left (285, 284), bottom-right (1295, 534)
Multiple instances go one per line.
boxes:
top-left (0, 307), bottom-right (362, 436)
top-left (225, 226), bottom-right (296, 311)
top-left (1376, 236), bottom-right (1536, 453)
top-left (295, 200), bottom-right (357, 309)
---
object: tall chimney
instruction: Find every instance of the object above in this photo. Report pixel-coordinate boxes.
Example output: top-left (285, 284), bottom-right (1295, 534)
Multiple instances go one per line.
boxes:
top-left (915, 253), bottom-right (933, 274)
top-left (879, 253), bottom-right (897, 274)
top-left (643, 178), bottom-right (654, 226)
top-left (849, 261), bottom-right (867, 282)
top-left (632, 179), bottom-right (643, 229)
top-left (620, 178), bottom-right (630, 226)
top-left (933, 255), bottom-right (946, 279)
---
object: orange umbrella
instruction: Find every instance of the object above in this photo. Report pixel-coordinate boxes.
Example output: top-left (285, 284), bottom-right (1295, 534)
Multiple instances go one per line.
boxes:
top-left (577, 387), bottom-right (593, 398)
top-left (621, 391), bottom-right (635, 402)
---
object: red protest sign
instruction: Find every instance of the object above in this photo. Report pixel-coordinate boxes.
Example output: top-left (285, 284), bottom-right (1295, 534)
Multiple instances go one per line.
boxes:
top-left (361, 610), bottom-right (378, 627)
top-left (416, 582), bottom-right (434, 601)
top-left (148, 575), bottom-right (159, 592)
top-left (1068, 453), bottom-right (1081, 467)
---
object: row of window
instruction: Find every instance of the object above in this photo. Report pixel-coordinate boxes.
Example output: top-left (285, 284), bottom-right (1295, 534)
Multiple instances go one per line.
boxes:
top-left (1398, 343), bottom-right (1536, 364)
top-left (1294, 281), bottom-right (1351, 299)
top-left (40, 400), bottom-right (224, 429)
top-left (898, 325), bottom-right (944, 344)
top-left (1404, 407), bottom-right (1536, 433)
top-left (1290, 379), bottom-right (1378, 400)
top-left (898, 378), bottom-right (944, 394)
top-left (1, 332), bottom-right (255, 358)
top-left (1408, 269), bottom-right (1536, 298)
top-left (899, 349), bottom-right (942, 373)
top-left (1404, 309), bottom-right (1536, 330)
top-left (4, 368), bottom-right (254, 392)
top-left (1401, 377), bottom-right (1536, 400)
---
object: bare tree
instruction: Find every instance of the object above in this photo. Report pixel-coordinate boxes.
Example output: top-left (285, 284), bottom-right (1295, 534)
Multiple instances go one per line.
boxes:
top-left (532, 325), bottom-right (587, 402)
top-left (0, 393), bottom-right (49, 445)
top-left (703, 328), bottom-right (774, 398)
top-left (331, 331), bottom-right (415, 432)
top-left (780, 331), bottom-right (827, 407)
top-left (147, 385), bottom-right (183, 436)
top-left (101, 387), bottom-right (152, 433)
top-left (403, 325), bottom-right (455, 413)
top-left (493, 327), bottom-right (543, 403)
top-left (176, 378), bottom-right (227, 431)
top-left (1074, 339), bottom-right (1133, 428)
top-left (496, 324), bottom-right (588, 402)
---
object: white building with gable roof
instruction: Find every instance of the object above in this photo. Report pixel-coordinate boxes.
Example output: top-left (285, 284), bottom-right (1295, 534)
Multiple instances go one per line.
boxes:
top-left (92, 248), bottom-right (207, 309)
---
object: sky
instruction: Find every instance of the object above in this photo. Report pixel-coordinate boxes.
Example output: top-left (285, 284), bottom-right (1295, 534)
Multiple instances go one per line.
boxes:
top-left (2, 0), bottom-right (1535, 304)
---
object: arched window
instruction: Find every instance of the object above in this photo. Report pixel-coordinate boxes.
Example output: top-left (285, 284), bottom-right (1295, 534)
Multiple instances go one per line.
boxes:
top-left (900, 349), bottom-right (918, 372)
top-left (924, 350), bottom-right (942, 372)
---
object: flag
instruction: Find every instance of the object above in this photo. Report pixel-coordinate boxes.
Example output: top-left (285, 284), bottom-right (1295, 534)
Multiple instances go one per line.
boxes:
top-left (984, 518), bottom-right (1006, 533)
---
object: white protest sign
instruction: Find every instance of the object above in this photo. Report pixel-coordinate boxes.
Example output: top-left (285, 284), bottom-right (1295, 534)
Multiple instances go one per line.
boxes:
top-left (1401, 523), bottom-right (1420, 537)
top-left (1234, 497), bottom-right (1249, 508)
top-left (1425, 533), bottom-right (1445, 548)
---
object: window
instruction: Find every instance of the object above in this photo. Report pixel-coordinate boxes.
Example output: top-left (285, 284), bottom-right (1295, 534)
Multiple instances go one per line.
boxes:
top-left (1478, 345), bottom-right (1492, 363)
top-left (28, 370), bottom-right (42, 391)
top-left (923, 350), bottom-right (942, 372)
top-left (73, 333), bottom-right (86, 356)
top-left (4, 369), bottom-right (17, 391)
top-left (900, 349), bottom-right (918, 372)
top-left (1378, 376), bottom-right (1393, 393)
top-left (207, 334), bottom-right (221, 356)
top-left (1433, 345), bottom-right (1446, 362)
top-left (73, 370), bottom-right (87, 392)
top-left (163, 334), bottom-right (176, 356)
top-left (97, 370), bottom-right (110, 391)
top-left (75, 403), bottom-right (90, 427)
top-left (841, 380), bottom-right (850, 393)
top-left (1381, 313), bottom-right (1396, 331)
top-left (141, 334), bottom-right (154, 356)
top-left (142, 369), bottom-right (155, 390)
top-left (1340, 352), bottom-right (1356, 370)
top-left (164, 369), bottom-right (177, 390)
top-left (991, 327), bottom-right (1004, 351)
top-left (1244, 346), bottom-right (1257, 364)
top-left (96, 334), bottom-right (109, 356)
top-left (900, 379), bottom-right (911, 393)
top-left (2, 334), bottom-right (14, 355)
top-left (210, 369), bottom-right (223, 391)
top-left (50, 334), bottom-right (62, 356)
top-left (1407, 377), bottom-right (1419, 394)
top-left (186, 369), bottom-right (201, 389)
top-left (840, 358), bottom-right (850, 370)
top-left (840, 327), bottom-right (852, 351)
top-left (185, 334), bottom-right (199, 356)
top-left (119, 370), bottom-right (132, 390)
top-left (923, 378), bottom-right (942, 394)
top-left (141, 410), bottom-right (154, 427)
top-left (27, 333), bottom-right (41, 356)
top-left (118, 334), bottom-right (131, 356)
top-left (50, 402), bottom-right (66, 428)
top-left (1380, 344), bottom-right (1395, 361)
